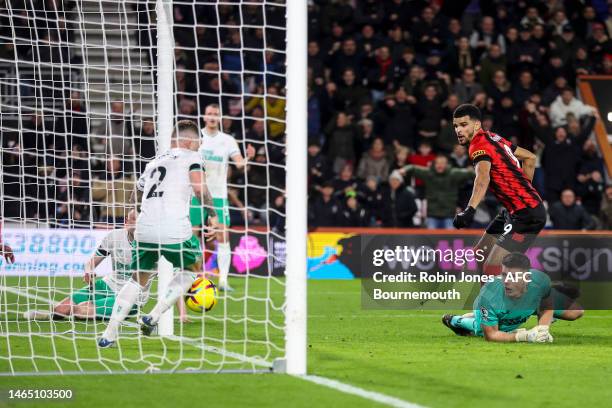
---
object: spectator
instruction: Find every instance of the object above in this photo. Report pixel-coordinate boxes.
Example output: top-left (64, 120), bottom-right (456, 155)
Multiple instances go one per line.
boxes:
top-left (399, 155), bottom-right (473, 229)
top-left (356, 118), bottom-right (375, 156)
top-left (549, 189), bottom-right (594, 230)
top-left (135, 118), bottom-right (156, 174)
top-left (572, 46), bottom-right (593, 76)
top-left (576, 139), bottom-right (605, 216)
top-left (324, 112), bottom-right (358, 173)
top-left (508, 25), bottom-right (541, 73)
top-left (103, 101), bottom-right (133, 158)
top-left (407, 141), bottom-right (435, 194)
top-left (492, 96), bottom-right (519, 140)
top-left (307, 141), bottom-right (330, 191)
top-left (244, 85), bottom-right (286, 139)
top-left (332, 163), bottom-right (360, 194)
top-left (599, 185), bottom-right (612, 230)
top-left (574, 5), bottom-right (600, 39)
top-left (512, 70), bottom-right (537, 107)
top-left (390, 145), bottom-right (410, 172)
top-left (329, 38), bottom-right (364, 82)
top-left (469, 16), bottom-right (505, 58)
top-left (412, 6), bottom-right (444, 57)
top-left (54, 91), bottom-right (88, 151)
top-left (453, 67), bottom-right (483, 104)
top-left (587, 23), bottom-right (612, 65)
top-left (360, 176), bottom-right (385, 225)
top-left (529, 107), bottom-right (595, 202)
top-left (91, 157), bottom-right (135, 224)
top-left (381, 87), bottom-right (417, 147)
top-left (367, 46), bottom-right (394, 100)
top-left (449, 144), bottom-right (469, 168)
top-left (540, 53), bottom-right (571, 88)
top-left (553, 25), bottom-right (583, 65)
top-left (542, 75), bottom-right (569, 106)
top-left (337, 191), bottom-right (369, 227)
top-left (448, 36), bottom-right (476, 77)
top-left (308, 182), bottom-right (340, 227)
top-left (478, 43), bottom-right (507, 90)
top-left (357, 25), bottom-right (383, 59)
top-left (487, 69), bottom-right (512, 107)
top-left (381, 171), bottom-right (417, 227)
top-left (549, 87), bottom-right (596, 127)
top-left (355, 0), bottom-right (384, 29)
top-left (415, 84), bottom-right (444, 140)
top-left (337, 68), bottom-right (370, 114)
top-left (392, 47), bottom-right (416, 88)
top-left (356, 137), bottom-right (389, 182)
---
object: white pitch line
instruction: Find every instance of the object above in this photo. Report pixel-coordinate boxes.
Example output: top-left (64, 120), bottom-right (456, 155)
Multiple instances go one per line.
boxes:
top-left (0, 285), bottom-right (57, 304)
top-left (299, 375), bottom-right (425, 408)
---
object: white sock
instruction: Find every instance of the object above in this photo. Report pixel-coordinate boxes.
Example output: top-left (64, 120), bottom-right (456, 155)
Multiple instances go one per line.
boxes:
top-left (217, 242), bottom-right (231, 286)
top-left (149, 272), bottom-right (194, 324)
top-left (102, 279), bottom-right (141, 341)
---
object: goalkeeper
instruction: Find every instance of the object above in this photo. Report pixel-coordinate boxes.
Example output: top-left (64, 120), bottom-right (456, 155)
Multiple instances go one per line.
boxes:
top-left (442, 252), bottom-right (583, 343)
top-left (24, 210), bottom-right (150, 320)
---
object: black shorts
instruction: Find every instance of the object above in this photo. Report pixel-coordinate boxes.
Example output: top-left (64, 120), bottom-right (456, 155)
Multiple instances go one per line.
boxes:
top-left (485, 203), bottom-right (546, 253)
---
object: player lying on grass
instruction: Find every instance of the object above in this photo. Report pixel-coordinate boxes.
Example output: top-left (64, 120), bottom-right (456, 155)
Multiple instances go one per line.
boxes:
top-left (190, 103), bottom-right (255, 292)
top-left (24, 210), bottom-right (150, 320)
top-left (98, 120), bottom-right (218, 347)
top-left (452, 104), bottom-right (546, 276)
top-left (442, 252), bottom-right (584, 342)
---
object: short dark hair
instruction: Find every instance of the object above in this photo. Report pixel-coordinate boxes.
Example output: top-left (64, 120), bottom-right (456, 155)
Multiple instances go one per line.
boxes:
top-left (172, 119), bottom-right (199, 139)
top-left (501, 252), bottom-right (531, 270)
top-left (453, 104), bottom-right (482, 121)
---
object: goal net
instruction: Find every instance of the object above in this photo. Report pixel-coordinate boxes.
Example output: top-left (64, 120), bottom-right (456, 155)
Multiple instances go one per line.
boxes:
top-left (0, 0), bottom-right (305, 375)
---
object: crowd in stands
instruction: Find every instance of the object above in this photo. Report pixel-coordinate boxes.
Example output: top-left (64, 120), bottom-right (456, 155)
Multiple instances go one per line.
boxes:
top-left (306, 0), bottom-right (612, 230)
top-left (1, 1), bottom-right (287, 229)
top-left (2, 0), bottom-right (612, 231)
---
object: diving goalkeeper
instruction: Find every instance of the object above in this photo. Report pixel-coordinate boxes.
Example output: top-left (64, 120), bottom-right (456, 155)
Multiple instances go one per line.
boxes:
top-left (24, 210), bottom-right (150, 320)
top-left (442, 252), bottom-right (583, 342)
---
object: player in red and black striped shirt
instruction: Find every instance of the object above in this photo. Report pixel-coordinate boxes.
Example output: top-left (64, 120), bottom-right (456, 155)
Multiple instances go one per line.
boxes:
top-left (452, 104), bottom-right (546, 276)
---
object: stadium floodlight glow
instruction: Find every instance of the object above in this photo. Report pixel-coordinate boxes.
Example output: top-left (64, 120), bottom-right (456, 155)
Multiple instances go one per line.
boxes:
top-left (607, 112), bottom-right (612, 122)
top-left (0, 0), bottom-right (307, 376)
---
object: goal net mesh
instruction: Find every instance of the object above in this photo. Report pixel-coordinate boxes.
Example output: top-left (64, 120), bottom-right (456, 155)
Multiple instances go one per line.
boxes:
top-left (0, 0), bottom-right (287, 374)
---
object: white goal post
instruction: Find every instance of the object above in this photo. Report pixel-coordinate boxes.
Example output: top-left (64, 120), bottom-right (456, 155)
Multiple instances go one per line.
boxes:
top-left (0, 0), bottom-right (307, 375)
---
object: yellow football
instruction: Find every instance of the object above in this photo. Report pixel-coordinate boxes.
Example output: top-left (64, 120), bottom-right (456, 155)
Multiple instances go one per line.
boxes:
top-left (185, 277), bottom-right (218, 313)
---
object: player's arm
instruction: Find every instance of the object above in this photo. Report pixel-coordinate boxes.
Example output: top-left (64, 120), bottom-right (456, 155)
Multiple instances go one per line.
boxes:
top-left (453, 160), bottom-right (490, 228)
top-left (83, 254), bottom-right (106, 284)
top-left (482, 324), bottom-right (520, 342)
top-left (467, 160), bottom-right (490, 209)
top-left (230, 144), bottom-right (255, 170)
top-left (513, 146), bottom-right (536, 182)
top-left (131, 174), bottom-right (145, 211)
top-left (399, 164), bottom-right (428, 178)
top-left (538, 294), bottom-right (554, 327)
top-left (189, 167), bottom-right (219, 236)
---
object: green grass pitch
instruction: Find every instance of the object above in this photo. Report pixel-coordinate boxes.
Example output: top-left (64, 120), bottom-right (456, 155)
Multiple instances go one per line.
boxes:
top-left (1, 279), bottom-right (611, 407)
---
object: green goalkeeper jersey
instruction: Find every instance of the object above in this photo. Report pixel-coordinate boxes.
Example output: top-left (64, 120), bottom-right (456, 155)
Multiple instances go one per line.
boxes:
top-left (473, 269), bottom-right (551, 336)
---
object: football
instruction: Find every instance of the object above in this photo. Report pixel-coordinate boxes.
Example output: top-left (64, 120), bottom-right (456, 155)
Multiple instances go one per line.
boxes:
top-left (185, 278), bottom-right (218, 313)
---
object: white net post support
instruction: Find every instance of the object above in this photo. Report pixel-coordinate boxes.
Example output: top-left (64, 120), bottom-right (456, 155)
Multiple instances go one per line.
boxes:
top-left (154, 0), bottom-right (174, 337)
top-left (284, 0), bottom-right (307, 375)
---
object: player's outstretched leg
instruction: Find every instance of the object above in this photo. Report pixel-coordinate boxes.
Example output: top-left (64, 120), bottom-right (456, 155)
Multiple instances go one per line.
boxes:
top-left (217, 237), bottom-right (233, 292)
top-left (442, 314), bottom-right (475, 336)
top-left (98, 279), bottom-right (143, 347)
top-left (139, 271), bottom-right (194, 336)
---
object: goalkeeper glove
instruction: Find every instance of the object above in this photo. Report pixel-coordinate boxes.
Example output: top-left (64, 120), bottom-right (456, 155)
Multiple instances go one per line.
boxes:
top-left (515, 325), bottom-right (553, 343)
top-left (453, 206), bottom-right (476, 229)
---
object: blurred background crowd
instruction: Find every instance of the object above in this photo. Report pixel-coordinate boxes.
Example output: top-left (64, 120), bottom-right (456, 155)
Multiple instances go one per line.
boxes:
top-left (1, 0), bottom-right (612, 231)
top-left (306, 0), bottom-right (612, 230)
